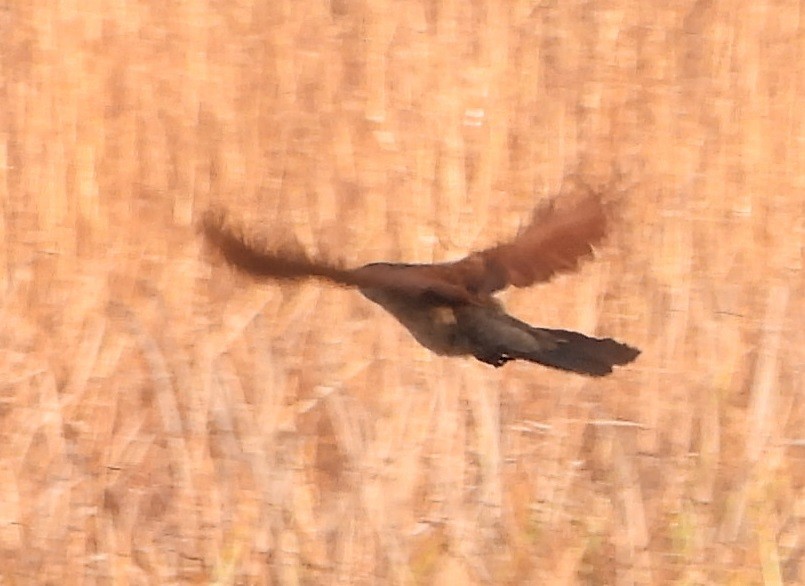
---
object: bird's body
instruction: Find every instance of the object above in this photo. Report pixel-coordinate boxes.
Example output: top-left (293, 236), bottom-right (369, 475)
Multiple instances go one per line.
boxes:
top-left (202, 193), bottom-right (640, 376)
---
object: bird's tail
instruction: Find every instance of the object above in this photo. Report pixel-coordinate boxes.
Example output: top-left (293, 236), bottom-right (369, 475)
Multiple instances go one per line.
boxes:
top-left (525, 328), bottom-right (640, 376)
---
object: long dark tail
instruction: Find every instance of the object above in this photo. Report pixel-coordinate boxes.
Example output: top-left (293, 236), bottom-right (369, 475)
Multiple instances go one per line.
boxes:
top-left (525, 327), bottom-right (640, 376)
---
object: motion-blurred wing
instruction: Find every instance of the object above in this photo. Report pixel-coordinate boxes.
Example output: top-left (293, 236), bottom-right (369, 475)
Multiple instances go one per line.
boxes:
top-left (453, 193), bottom-right (607, 296)
top-left (202, 212), bottom-right (362, 285)
top-left (201, 212), bottom-right (474, 304)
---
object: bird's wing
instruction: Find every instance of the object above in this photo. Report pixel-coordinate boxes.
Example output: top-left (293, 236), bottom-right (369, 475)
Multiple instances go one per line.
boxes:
top-left (201, 212), bottom-right (474, 304)
top-left (203, 192), bottom-right (606, 304)
top-left (449, 192), bottom-right (608, 296)
top-left (201, 212), bottom-right (361, 284)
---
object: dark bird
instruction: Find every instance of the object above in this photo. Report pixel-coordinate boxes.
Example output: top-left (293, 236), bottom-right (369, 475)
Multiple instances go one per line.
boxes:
top-left (201, 194), bottom-right (640, 376)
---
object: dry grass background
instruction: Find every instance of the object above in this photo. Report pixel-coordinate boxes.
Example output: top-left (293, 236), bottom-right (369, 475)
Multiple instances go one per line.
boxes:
top-left (1, 0), bottom-right (803, 584)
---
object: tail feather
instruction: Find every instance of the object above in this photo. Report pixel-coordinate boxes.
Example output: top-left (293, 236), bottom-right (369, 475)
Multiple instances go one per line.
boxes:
top-left (456, 306), bottom-right (640, 376)
top-left (525, 328), bottom-right (640, 376)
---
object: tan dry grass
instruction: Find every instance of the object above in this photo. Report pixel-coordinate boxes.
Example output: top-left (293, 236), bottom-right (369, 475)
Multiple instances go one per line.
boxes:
top-left (1, 0), bottom-right (803, 583)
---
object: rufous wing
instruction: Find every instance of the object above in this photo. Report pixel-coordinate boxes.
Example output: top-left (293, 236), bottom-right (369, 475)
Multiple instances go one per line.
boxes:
top-left (201, 211), bottom-right (360, 284)
top-left (201, 211), bottom-right (474, 304)
top-left (452, 193), bottom-right (608, 296)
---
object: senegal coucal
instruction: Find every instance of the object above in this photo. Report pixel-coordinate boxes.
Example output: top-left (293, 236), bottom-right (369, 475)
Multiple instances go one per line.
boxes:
top-left (202, 193), bottom-right (640, 376)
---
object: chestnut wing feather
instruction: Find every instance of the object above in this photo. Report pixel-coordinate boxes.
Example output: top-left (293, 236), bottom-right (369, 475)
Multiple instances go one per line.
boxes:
top-left (201, 213), bottom-right (473, 304)
top-left (450, 194), bottom-right (607, 296)
top-left (202, 212), bottom-right (360, 284)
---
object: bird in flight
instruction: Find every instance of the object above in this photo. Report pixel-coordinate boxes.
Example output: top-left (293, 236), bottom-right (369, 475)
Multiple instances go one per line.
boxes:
top-left (202, 193), bottom-right (640, 376)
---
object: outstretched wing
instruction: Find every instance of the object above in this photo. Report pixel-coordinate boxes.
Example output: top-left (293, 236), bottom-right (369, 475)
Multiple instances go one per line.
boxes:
top-left (202, 192), bottom-right (606, 304)
top-left (201, 212), bottom-right (475, 304)
top-left (201, 211), bottom-right (363, 285)
top-left (449, 192), bottom-right (608, 296)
